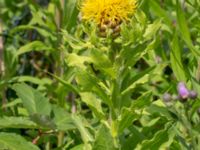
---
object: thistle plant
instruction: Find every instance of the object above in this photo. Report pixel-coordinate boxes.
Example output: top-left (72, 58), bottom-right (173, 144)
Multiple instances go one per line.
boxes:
top-left (63, 0), bottom-right (159, 148)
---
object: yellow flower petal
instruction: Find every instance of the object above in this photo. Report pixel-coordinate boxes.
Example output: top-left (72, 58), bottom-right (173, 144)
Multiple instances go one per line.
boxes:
top-left (81, 0), bottom-right (137, 25)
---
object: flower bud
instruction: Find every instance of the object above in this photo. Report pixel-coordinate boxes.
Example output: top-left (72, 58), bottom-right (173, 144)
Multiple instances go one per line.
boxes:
top-left (163, 93), bottom-right (172, 102)
top-left (99, 24), bottom-right (107, 32)
top-left (177, 82), bottom-right (189, 100)
top-left (189, 90), bottom-right (198, 99)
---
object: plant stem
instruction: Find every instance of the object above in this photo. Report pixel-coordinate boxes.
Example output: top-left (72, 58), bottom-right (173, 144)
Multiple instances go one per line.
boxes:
top-left (45, 141), bottom-right (51, 150)
top-left (196, 60), bottom-right (200, 82)
top-left (55, 0), bottom-right (65, 147)
top-left (0, 19), bottom-right (7, 111)
top-left (57, 131), bottom-right (64, 147)
top-left (0, 19), bottom-right (4, 75)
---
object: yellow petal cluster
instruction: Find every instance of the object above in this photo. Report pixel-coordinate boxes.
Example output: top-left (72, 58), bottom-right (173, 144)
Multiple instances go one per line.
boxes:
top-left (80, 0), bottom-right (137, 25)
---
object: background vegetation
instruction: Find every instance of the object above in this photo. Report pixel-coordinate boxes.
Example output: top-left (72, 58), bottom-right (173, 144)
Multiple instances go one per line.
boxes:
top-left (0, 0), bottom-right (200, 149)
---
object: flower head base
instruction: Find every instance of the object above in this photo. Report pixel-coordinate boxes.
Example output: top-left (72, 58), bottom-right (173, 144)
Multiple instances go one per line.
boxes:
top-left (80, 0), bottom-right (137, 37)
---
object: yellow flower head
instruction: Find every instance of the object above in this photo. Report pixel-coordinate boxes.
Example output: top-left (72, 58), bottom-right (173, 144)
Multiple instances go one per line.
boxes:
top-left (80, 0), bottom-right (137, 26)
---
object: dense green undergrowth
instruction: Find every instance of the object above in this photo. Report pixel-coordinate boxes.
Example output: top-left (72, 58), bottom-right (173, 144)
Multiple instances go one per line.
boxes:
top-left (0, 0), bottom-right (200, 149)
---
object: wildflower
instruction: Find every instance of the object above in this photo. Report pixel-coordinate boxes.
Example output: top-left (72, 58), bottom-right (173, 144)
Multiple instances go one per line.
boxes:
top-left (80, 0), bottom-right (137, 37)
top-left (163, 93), bottom-right (172, 102)
top-left (189, 90), bottom-right (198, 99)
top-left (177, 82), bottom-right (189, 100)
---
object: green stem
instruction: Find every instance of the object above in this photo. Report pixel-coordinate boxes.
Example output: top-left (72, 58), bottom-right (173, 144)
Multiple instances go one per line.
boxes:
top-left (57, 131), bottom-right (64, 147)
top-left (45, 141), bottom-right (51, 150)
top-left (55, 0), bottom-right (65, 147)
top-left (196, 60), bottom-right (200, 82)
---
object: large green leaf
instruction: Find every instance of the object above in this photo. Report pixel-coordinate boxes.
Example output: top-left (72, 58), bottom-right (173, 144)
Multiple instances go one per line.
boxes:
top-left (176, 0), bottom-right (200, 57)
top-left (90, 48), bottom-right (115, 78)
top-left (122, 126), bottom-right (145, 150)
top-left (52, 105), bottom-right (75, 131)
top-left (170, 33), bottom-right (187, 81)
top-left (117, 107), bottom-right (139, 134)
top-left (12, 83), bottom-right (51, 116)
top-left (0, 116), bottom-right (38, 129)
top-left (121, 74), bottom-right (149, 96)
top-left (76, 70), bottom-right (111, 106)
top-left (72, 115), bottom-right (94, 143)
top-left (10, 25), bottom-right (55, 40)
top-left (146, 101), bottom-right (174, 120)
top-left (136, 123), bottom-right (175, 150)
top-left (8, 76), bottom-right (51, 86)
top-left (143, 19), bottom-right (162, 40)
top-left (30, 114), bottom-right (56, 129)
top-left (131, 91), bottom-right (152, 109)
top-left (16, 41), bottom-right (53, 56)
top-left (149, 0), bottom-right (171, 27)
top-left (0, 132), bottom-right (40, 150)
top-left (63, 0), bottom-right (78, 30)
top-left (80, 92), bottom-right (105, 119)
top-left (93, 124), bottom-right (116, 150)
top-left (66, 53), bottom-right (92, 70)
top-left (48, 72), bottom-right (79, 94)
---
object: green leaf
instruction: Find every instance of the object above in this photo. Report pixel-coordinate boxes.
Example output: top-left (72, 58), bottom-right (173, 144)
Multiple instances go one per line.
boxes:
top-left (131, 91), bottom-right (152, 109)
top-left (143, 19), bottom-right (162, 40)
top-left (2, 99), bottom-right (22, 108)
top-left (146, 101), bottom-right (174, 120)
top-left (122, 74), bottom-right (149, 96)
top-left (72, 115), bottom-right (94, 143)
top-left (118, 107), bottom-right (139, 134)
top-left (70, 144), bottom-right (92, 150)
top-left (30, 114), bottom-right (56, 129)
top-left (48, 72), bottom-right (79, 94)
top-left (16, 41), bottom-right (53, 56)
top-left (122, 126), bottom-right (145, 150)
top-left (93, 124), bottom-right (116, 150)
top-left (90, 48), bottom-right (115, 78)
top-left (52, 105), bottom-right (75, 131)
top-left (0, 117), bottom-right (38, 129)
top-left (121, 43), bottom-right (149, 67)
top-left (149, 0), bottom-right (171, 27)
top-left (176, 0), bottom-right (200, 57)
top-left (76, 71), bottom-right (111, 106)
top-left (70, 144), bottom-right (85, 150)
top-left (10, 25), bottom-right (55, 40)
top-left (63, 0), bottom-right (78, 30)
top-left (0, 132), bottom-right (40, 150)
top-left (66, 53), bottom-right (92, 69)
top-left (8, 76), bottom-right (51, 85)
top-left (80, 92), bottom-right (105, 119)
top-left (12, 83), bottom-right (51, 116)
top-left (170, 33), bottom-right (187, 81)
top-left (136, 123), bottom-right (175, 150)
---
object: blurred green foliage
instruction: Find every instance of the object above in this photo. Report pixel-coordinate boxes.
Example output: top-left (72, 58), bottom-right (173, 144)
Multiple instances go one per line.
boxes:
top-left (0, 0), bottom-right (200, 149)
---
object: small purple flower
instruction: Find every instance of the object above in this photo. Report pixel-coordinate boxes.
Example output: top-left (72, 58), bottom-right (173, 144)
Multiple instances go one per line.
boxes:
top-left (177, 82), bottom-right (189, 99)
top-left (189, 90), bottom-right (198, 99)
